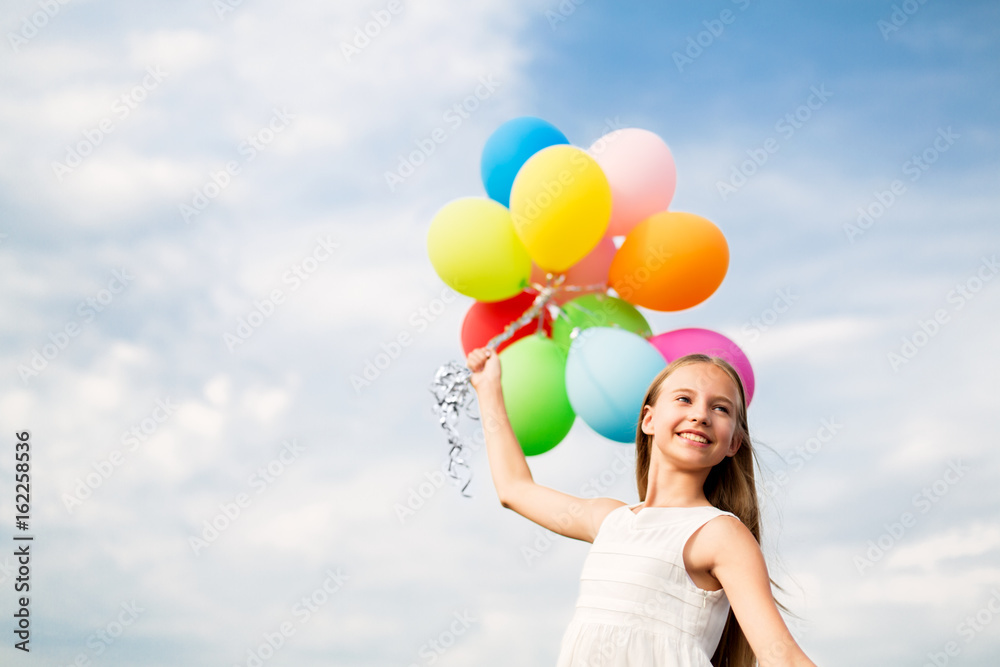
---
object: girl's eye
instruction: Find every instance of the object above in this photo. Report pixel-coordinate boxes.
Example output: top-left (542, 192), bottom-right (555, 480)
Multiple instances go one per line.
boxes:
top-left (714, 406), bottom-right (730, 414)
top-left (676, 396), bottom-right (690, 403)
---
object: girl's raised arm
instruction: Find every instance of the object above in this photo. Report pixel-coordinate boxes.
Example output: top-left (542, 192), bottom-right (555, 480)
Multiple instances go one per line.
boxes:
top-left (467, 347), bottom-right (622, 543)
top-left (693, 516), bottom-right (818, 667)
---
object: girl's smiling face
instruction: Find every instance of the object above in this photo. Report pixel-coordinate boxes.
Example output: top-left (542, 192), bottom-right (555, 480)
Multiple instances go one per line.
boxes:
top-left (640, 362), bottom-right (742, 470)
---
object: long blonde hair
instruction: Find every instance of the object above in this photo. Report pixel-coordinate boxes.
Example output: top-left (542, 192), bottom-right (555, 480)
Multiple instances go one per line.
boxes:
top-left (635, 353), bottom-right (781, 667)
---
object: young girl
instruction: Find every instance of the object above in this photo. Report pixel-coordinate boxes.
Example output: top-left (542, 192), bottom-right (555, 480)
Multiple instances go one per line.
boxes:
top-left (466, 345), bottom-right (817, 667)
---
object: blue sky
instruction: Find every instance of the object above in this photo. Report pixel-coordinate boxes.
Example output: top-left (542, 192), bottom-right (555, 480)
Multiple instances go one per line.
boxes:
top-left (1, 1), bottom-right (998, 665)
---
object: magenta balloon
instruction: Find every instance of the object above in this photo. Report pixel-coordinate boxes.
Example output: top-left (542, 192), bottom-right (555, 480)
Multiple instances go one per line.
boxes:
top-left (648, 328), bottom-right (755, 405)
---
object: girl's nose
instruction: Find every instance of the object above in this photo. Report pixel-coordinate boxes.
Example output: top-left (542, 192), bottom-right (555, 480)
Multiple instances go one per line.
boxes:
top-left (688, 404), bottom-right (710, 423)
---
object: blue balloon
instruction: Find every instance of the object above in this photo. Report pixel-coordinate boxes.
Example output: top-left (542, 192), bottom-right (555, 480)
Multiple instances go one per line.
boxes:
top-left (480, 117), bottom-right (569, 207)
top-left (566, 327), bottom-right (666, 443)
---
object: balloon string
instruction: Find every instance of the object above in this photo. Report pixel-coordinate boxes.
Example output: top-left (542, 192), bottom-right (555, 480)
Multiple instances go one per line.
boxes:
top-left (431, 273), bottom-right (589, 497)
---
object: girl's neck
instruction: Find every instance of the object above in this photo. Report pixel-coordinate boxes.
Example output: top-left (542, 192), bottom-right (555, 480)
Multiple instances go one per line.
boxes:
top-left (643, 461), bottom-right (711, 508)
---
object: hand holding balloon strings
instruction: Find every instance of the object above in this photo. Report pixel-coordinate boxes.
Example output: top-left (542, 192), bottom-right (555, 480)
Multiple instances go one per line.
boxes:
top-left (431, 274), bottom-right (572, 497)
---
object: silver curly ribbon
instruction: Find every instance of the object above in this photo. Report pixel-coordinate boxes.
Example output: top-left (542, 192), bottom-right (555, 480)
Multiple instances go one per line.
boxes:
top-left (430, 273), bottom-right (609, 497)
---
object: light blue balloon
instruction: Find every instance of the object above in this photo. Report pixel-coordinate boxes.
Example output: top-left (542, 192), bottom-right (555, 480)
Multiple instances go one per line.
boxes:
top-left (480, 117), bottom-right (569, 207)
top-left (566, 327), bottom-right (667, 443)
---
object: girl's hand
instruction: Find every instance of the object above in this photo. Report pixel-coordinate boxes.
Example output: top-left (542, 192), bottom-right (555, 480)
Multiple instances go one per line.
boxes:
top-left (466, 347), bottom-right (501, 393)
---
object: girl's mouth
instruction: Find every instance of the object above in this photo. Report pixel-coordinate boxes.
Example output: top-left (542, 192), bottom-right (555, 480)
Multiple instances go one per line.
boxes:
top-left (677, 431), bottom-right (711, 446)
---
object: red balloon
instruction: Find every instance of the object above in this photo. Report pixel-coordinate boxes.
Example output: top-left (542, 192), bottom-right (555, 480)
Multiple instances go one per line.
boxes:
top-left (461, 290), bottom-right (553, 355)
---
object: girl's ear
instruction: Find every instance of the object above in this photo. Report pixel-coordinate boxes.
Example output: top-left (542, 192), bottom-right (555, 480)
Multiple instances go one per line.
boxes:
top-left (640, 405), bottom-right (653, 435)
top-left (726, 434), bottom-right (742, 457)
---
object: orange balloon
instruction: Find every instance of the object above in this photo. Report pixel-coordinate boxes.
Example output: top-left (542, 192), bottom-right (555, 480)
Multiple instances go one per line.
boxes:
top-left (608, 212), bottom-right (728, 311)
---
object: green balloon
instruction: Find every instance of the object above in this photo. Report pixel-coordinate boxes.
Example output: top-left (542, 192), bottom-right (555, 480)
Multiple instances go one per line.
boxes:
top-left (551, 294), bottom-right (652, 352)
top-left (498, 335), bottom-right (576, 456)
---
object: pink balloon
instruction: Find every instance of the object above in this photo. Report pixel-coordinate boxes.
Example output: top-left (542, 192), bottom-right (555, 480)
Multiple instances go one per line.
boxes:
top-left (587, 128), bottom-right (677, 237)
top-left (530, 234), bottom-right (615, 305)
top-left (648, 328), bottom-right (755, 405)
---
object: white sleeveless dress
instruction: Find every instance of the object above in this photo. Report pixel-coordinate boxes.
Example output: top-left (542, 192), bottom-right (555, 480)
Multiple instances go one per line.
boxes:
top-left (555, 502), bottom-right (739, 666)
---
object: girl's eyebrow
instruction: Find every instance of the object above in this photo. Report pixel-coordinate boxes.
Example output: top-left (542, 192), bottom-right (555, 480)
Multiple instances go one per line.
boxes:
top-left (670, 387), bottom-right (734, 406)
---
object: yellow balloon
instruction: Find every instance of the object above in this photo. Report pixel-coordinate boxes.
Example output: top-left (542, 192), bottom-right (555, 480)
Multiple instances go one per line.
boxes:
top-left (509, 145), bottom-right (611, 273)
top-left (427, 197), bottom-right (531, 302)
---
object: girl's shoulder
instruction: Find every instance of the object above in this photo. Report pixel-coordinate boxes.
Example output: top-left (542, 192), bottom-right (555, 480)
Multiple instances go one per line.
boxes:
top-left (686, 511), bottom-right (758, 559)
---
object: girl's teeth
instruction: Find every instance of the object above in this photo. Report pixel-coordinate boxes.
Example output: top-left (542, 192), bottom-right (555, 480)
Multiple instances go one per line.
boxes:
top-left (680, 433), bottom-right (708, 443)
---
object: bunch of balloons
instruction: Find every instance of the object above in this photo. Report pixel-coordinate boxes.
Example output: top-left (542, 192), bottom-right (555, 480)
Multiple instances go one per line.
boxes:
top-left (428, 116), bottom-right (755, 458)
